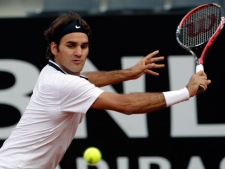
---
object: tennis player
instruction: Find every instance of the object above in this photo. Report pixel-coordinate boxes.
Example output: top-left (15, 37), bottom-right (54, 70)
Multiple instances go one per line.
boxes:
top-left (0, 11), bottom-right (211, 169)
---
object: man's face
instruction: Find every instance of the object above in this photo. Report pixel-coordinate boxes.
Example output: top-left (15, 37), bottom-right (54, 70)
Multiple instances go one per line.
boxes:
top-left (51, 32), bottom-right (89, 76)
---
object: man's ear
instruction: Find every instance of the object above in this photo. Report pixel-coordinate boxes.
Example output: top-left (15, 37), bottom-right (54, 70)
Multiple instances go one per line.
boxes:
top-left (50, 42), bottom-right (58, 55)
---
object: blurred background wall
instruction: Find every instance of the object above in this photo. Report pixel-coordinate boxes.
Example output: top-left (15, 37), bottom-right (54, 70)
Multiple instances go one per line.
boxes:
top-left (0, 0), bottom-right (224, 18)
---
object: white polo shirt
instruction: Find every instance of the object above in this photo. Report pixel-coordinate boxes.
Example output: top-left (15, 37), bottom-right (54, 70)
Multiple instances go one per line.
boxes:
top-left (0, 61), bottom-right (104, 169)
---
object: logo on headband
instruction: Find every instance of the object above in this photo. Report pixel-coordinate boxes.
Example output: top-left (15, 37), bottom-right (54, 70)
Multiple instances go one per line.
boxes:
top-left (54, 21), bottom-right (88, 42)
top-left (75, 25), bottom-right (81, 29)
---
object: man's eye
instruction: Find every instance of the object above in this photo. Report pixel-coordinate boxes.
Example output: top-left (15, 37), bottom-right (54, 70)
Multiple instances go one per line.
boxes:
top-left (67, 45), bottom-right (74, 48)
top-left (81, 45), bottom-right (88, 49)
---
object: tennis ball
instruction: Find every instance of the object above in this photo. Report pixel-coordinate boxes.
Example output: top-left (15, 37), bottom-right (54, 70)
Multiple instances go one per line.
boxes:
top-left (83, 147), bottom-right (102, 165)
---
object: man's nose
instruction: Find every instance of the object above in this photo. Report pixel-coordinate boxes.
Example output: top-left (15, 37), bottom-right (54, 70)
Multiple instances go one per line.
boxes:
top-left (74, 47), bottom-right (82, 56)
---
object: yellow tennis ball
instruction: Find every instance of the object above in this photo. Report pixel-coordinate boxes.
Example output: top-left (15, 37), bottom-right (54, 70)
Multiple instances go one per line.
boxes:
top-left (83, 147), bottom-right (102, 165)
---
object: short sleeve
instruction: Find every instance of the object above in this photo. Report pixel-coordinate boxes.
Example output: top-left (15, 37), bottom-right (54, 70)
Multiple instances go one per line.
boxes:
top-left (57, 74), bottom-right (104, 114)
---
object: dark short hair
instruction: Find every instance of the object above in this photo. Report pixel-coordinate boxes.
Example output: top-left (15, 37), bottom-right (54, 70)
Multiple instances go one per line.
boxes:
top-left (44, 11), bottom-right (92, 60)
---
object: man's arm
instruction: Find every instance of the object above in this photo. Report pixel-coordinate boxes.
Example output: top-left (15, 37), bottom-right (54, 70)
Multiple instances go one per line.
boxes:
top-left (82, 50), bottom-right (165, 87)
top-left (91, 71), bottom-right (211, 114)
top-left (91, 91), bottom-right (167, 114)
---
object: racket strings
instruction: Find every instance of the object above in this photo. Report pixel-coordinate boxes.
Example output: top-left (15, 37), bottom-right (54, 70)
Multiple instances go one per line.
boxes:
top-left (179, 5), bottom-right (221, 47)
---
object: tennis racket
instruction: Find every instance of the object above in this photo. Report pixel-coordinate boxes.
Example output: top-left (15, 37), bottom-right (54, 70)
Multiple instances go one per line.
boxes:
top-left (176, 3), bottom-right (225, 93)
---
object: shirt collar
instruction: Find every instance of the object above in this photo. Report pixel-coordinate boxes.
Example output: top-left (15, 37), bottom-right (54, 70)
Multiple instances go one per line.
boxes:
top-left (48, 60), bottom-right (66, 74)
top-left (48, 60), bottom-right (88, 80)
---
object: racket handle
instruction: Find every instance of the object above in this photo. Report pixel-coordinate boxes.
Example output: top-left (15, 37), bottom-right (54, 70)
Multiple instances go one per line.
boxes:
top-left (196, 64), bottom-right (204, 72)
top-left (197, 85), bottom-right (205, 93)
top-left (196, 64), bottom-right (205, 93)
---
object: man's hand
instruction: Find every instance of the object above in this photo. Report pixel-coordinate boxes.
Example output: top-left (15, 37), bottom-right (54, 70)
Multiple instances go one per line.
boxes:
top-left (186, 70), bottom-right (211, 97)
top-left (130, 50), bottom-right (165, 79)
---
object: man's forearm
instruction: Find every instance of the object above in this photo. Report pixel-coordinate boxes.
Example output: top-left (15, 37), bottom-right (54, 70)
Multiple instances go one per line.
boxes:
top-left (82, 68), bottom-right (136, 87)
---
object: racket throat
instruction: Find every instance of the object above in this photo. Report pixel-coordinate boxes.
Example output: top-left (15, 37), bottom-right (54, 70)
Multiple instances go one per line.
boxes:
top-left (191, 43), bottom-right (206, 58)
top-left (191, 42), bottom-right (207, 65)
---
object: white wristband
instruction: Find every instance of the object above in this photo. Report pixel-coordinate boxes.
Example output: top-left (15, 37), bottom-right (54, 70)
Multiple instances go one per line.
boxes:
top-left (163, 87), bottom-right (190, 107)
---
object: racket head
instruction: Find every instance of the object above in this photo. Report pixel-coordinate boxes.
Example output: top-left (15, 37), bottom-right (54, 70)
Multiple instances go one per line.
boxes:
top-left (176, 3), bottom-right (224, 63)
